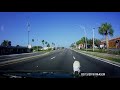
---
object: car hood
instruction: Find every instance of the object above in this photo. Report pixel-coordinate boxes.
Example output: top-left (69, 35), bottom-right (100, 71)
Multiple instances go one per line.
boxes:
top-left (0, 70), bottom-right (74, 78)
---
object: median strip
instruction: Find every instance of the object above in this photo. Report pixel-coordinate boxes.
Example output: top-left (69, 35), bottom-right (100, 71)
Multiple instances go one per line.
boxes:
top-left (0, 52), bottom-right (50, 66)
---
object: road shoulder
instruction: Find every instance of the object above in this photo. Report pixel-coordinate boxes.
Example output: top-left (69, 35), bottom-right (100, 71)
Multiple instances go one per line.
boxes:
top-left (0, 52), bottom-right (51, 66)
top-left (71, 48), bottom-right (120, 68)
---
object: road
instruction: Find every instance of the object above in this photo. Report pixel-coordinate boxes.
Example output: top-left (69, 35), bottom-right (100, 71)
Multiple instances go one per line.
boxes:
top-left (0, 48), bottom-right (120, 77)
top-left (0, 51), bottom-right (47, 62)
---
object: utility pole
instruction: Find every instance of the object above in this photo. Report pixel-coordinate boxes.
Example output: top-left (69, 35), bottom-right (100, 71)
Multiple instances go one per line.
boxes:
top-left (27, 19), bottom-right (30, 47)
top-left (93, 28), bottom-right (94, 51)
top-left (80, 25), bottom-right (87, 51)
top-left (37, 39), bottom-right (39, 51)
top-left (84, 28), bottom-right (87, 51)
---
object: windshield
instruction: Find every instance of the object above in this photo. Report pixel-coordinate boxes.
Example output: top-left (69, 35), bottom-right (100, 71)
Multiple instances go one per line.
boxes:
top-left (0, 12), bottom-right (120, 78)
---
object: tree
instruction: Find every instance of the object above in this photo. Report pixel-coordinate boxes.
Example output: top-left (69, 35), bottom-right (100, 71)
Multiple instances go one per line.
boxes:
top-left (32, 46), bottom-right (38, 51)
top-left (70, 43), bottom-right (75, 48)
top-left (45, 41), bottom-right (48, 46)
top-left (76, 40), bottom-right (81, 45)
top-left (31, 39), bottom-right (34, 46)
top-left (52, 42), bottom-right (55, 47)
top-left (87, 38), bottom-right (101, 47)
top-left (32, 46), bottom-right (42, 51)
top-left (87, 39), bottom-right (93, 45)
top-left (1, 40), bottom-right (11, 47)
top-left (45, 41), bottom-right (47, 44)
top-left (42, 40), bottom-right (44, 47)
top-left (80, 37), bottom-right (88, 48)
top-left (47, 43), bottom-right (50, 47)
top-left (32, 39), bottom-right (34, 42)
top-left (8, 41), bottom-right (11, 46)
top-left (98, 23), bottom-right (114, 49)
top-left (94, 38), bottom-right (101, 47)
top-left (16, 45), bottom-right (20, 47)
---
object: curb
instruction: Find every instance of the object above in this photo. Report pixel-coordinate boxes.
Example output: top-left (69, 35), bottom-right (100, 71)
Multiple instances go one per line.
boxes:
top-left (71, 49), bottom-right (120, 68)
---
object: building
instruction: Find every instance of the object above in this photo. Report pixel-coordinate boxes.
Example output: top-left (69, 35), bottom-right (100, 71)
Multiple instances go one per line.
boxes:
top-left (100, 37), bottom-right (120, 49)
top-left (77, 44), bottom-right (84, 49)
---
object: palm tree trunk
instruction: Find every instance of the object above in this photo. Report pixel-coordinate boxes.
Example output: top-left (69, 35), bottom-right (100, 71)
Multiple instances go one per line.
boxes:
top-left (105, 34), bottom-right (109, 50)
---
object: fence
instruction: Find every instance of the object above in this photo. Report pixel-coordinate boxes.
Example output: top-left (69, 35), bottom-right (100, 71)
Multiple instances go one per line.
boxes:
top-left (0, 46), bottom-right (32, 55)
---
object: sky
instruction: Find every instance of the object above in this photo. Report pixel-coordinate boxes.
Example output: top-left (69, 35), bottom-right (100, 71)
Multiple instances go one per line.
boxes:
top-left (0, 12), bottom-right (120, 48)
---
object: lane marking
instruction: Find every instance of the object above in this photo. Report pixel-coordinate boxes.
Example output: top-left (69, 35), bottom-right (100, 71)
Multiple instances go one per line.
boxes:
top-left (51, 56), bottom-right (56, 59)
top-left (73, 56), bottom-right (76, 59)
top-left (36, 66), bottom-right (38, 67)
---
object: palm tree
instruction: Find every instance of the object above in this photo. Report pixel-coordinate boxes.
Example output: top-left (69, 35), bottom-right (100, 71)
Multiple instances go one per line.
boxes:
top-left (80, 37), bottom-right (88, 48)
top-left (51, 42), bottom-right (53, 48)
top-left (98, 23), bottom-right (114, 50)
top-left (8, 41), bottom-right (11, 46)
top-left (1, 40), bottom-right (11, 47)
top-left (76, 40), bottom-right (81, 45)
top-left (47, 43), bottom-right (50, 47)
top-left (52, 42), bottom-right (55, 47)
top-left (42, 40), bottom-right (44, 47)
top-left (32, 39), bottom-right (34, 42)
top-left (45, 41), bottom-right (48, 47)
top-left (94, 38), bottom-right (101, 47)
top-left (32, 39), bottom-right (34, 46)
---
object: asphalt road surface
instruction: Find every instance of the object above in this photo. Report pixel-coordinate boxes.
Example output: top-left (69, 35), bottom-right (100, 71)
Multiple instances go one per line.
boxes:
top-left (0, 51), bottom-right (47, 62)
top-left (0, 48), bottom-right (120, 78)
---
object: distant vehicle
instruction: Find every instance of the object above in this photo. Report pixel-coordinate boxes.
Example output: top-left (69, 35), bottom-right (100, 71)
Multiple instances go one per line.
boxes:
top-left (28, 45), bottom-right (32, 49)
top-left (94, 46), bottom-right (98, 49)
top-left (43, 47), bottom-right (49, 50)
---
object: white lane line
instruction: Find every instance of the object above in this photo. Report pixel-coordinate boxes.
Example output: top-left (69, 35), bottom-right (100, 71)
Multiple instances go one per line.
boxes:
top-left (73, 56), bottom-right (76, 59)
top-left (36, 66), bottom-right (38, 67)
top-left (51, 56), bottom-right (56, 59)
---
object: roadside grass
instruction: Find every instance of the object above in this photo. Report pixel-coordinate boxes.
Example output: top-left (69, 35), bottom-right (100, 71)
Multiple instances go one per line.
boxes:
top-left (32, 49), bottom-right (54, 53)
top-left (76, 49), bottom-right (120, 63)
top-left (94, 54), bottom-right (120, 63)
top-left (80, 48), bottom-right (107, 53)
top-left (78, 48), bottom-right (120, 55)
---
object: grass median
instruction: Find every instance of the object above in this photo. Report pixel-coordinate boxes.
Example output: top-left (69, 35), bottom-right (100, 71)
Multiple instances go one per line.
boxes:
top-left (74, 49), bottom-right (120, 63)
top-left (88, 52), bottom-right (120, 63)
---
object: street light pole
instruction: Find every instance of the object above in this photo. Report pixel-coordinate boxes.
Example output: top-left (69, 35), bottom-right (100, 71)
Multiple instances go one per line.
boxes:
top-left (37, 39), bottom-right (39, 51)
top-left (28, 30), bottom-right (30, 45)
top-left (80, 25), bottom-right (87, 51)
top-left (27, 21), bottom-right (30, 47)
top-left (84, 28), bottom-right (87, 51)
top-left (93, 28), bottom-right (94, 51)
